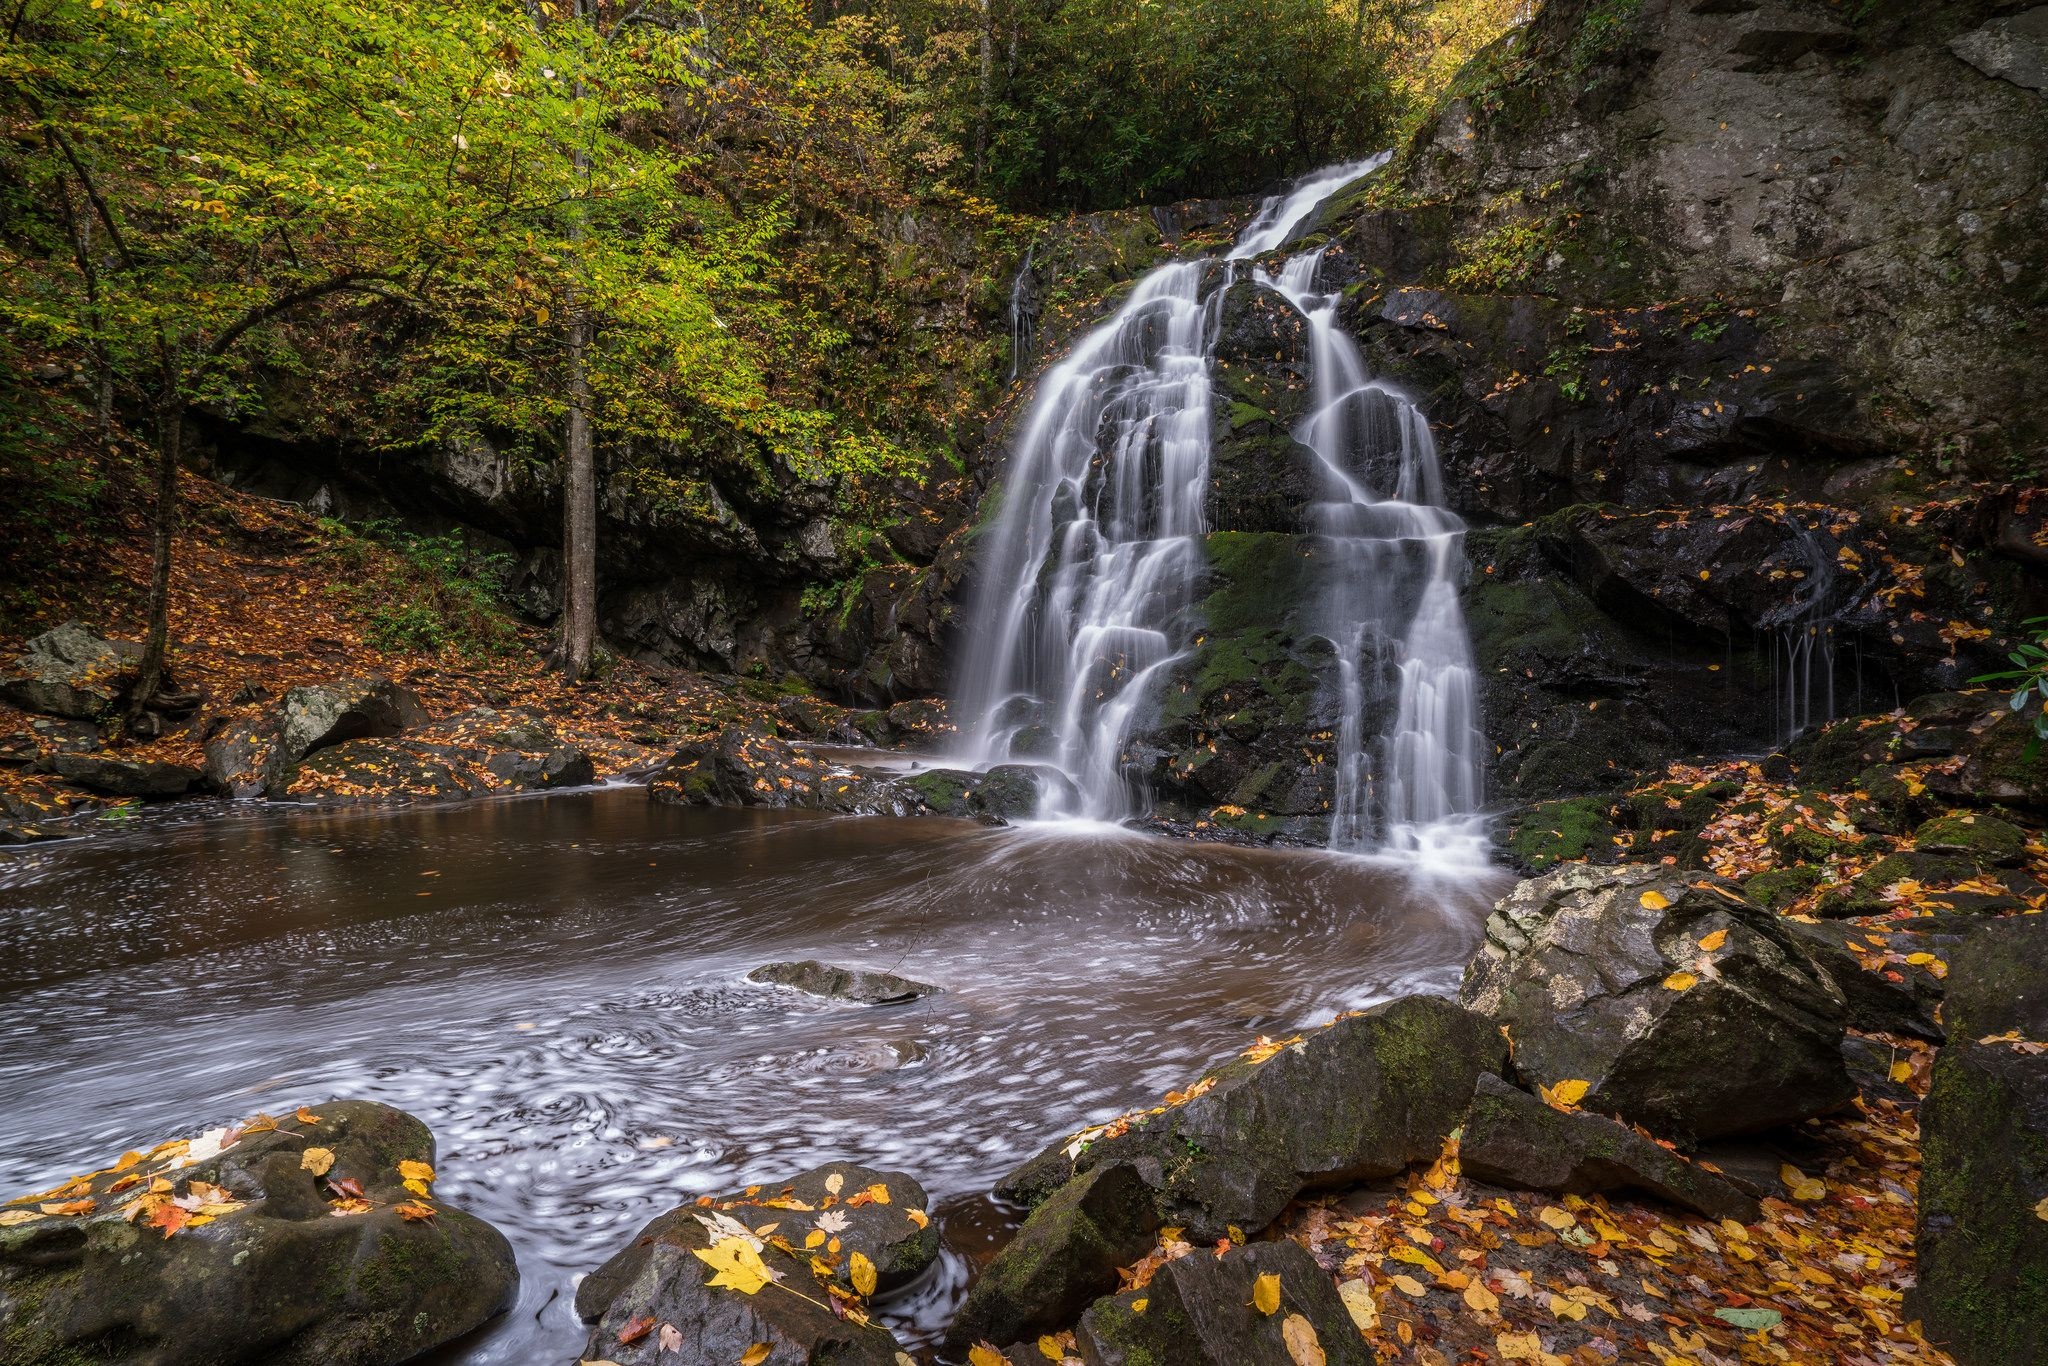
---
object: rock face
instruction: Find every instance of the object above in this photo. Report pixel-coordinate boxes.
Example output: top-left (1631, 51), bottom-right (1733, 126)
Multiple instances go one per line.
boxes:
top-left (1912, 917), bottom-right (2048, 1364)
top-left (0, 623), bottom-right (142, 720)
top-left (575, 1163), bottom-right (923, 1366)
top-left (281, 707), bottom-right (595, 804)
top-left (0, 1099), bottom-right (516, 1366)
top-left (998, 995), bottom-right (1506, 1242)
top-left (203, 676), bottom-right (428, 797)
top-left (1076, 1239), bottom-right (1371, 1366)
top-left (1460, 865), bottom-right (1853, 1141)
top-left (748, 961), bottom-right (938, 1005)
top-left (945, 1161), bottom-right (1160, 1352)
top-left (1459, 1074), bottom-right (1759, 1223)
top-left (577, 1163), bottom-right (938, 1326)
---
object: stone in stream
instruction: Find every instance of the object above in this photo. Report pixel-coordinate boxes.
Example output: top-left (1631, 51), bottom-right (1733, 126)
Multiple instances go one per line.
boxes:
top-left (0, 622), bottom-right (143, 721)
top-left (45, 752), bottom-right (204, 799)
top-left (203, 675), bottom-right (429, 797)
top-left (0, 1099), bottom-right (516, 1366)
top-left (997, 994), bottom-right (1506, 1243)
top-left (1075, 1238), bottom-right (1370, 1366)
top-left (747, 960), bottom-right (938, 1005)
top-left (1458, 1074), bottom-right (1759, 1223)
top-left (943, 1161), bottom-right (1160, 1352)
top-left (1460, 865), bottom-right (1853, 1142)
top-left (576, 1163), bottom-right (939, 1322)
top-left (1911, 916), bottom-right (2048, 1365)
top-left (575, 1164), bottom-right (923, 1366)
top-left (280, 706), bottom-right (596, 804)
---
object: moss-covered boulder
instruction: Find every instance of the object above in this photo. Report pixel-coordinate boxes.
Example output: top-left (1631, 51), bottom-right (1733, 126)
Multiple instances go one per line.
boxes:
top-left (1914, 811), bottom-right (2028, 865)
top-left (0, 1100), bottom-right (515, 1366)
top-left (996, 995), bottom-right (1505, 1242)
top-left (1461, 865), bottom-right (1852, 1141)
top-left (1075, 1238), bottom-right (1369, 1366)
top-left (577, 1163), bottom-right (937, 1325)
top-left (944, 1161), bottom-right (1159, 1353)
top-left (1739, 863), bottom-right (1824, 912)
top-left (1912, 918), bottom-right (2048, 1365)
top-left (1502, 795), bottom-right (1619, 871)
top-left (1459, 1074), bottom-right (1758, 1222)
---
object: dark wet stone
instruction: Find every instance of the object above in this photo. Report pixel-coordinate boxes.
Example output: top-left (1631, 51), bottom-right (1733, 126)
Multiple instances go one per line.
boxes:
top-left (945, 1161), bottom-right (1160, 1352)
top-left (0, 623), bottom-right (141, 720)
top-left (1778, 917), bottom-right (1944, 1043)
top-left (1459, 1074), bottom-right (1759, 1222)
top-left (281, 708), bottom-right (594, 805)
top-left (998, 994), bottom-right (1505, 1242)
top-left (577, 1164), bottom-right (937, 1324)
top-left (0, 1099), bottom-right (516, 1366)
top-left (47, 753), bottom-right (202, 799)
top-left (1461, 864), bottom-right (1852, 1141)
top-left (204, 676), bottom-right (427, 798)
top-left (1076, 1239), bottom-right (1370, 1366)
top-left (748, 961), bottom-right (938, 1006)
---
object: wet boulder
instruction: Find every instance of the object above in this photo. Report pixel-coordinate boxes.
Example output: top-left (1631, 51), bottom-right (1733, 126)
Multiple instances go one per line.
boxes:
top-left (1912, 811), bottom-right (2028, 865)
top-left (0, 622), bottom-right (142, 720)
top-left (945, 1161), bottom-right (1159, 1353)
top-left (1776, 918), bottom-right (1944, 1043)
top-left (1459, 1074), bottom-right (1759, 1223)
top-left (1460, 865), bottom-right (1853, 1141)
top-left (1912, 917), bottom-right (2048, 1365)
top-left (998, 994), bottom-right (1506, 1242)
top-left (281, 707), bottom-right (594, 805)
top-left (577, 1163), bottom-right (937, 1324)
top-left (575, 1182), bottom-right (911, 1366)
top-left (47, 752), bottom-right (203, 799)
top-left (748, 961), bottom-right (938, 1006)
top-left (0, 1099), bottom-right (516, 1366)
top-left (898, 762), bottom-right (1068, 823)
top-left (1075, 1238), bottom-right (1370, 1366)
top-left (649, 726), bottom-right (921, 816)
top-left (204, 676), bottom-right (428, 797)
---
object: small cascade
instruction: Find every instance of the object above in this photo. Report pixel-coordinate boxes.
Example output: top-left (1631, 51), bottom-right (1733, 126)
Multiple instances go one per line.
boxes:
top-left (1259, 250), bottom-right (1485, 859)
top-left (953, 158), bottom-right (1487, 858)
top-left (1008, 244), bottom-right (1038, 382)
top-left (1770, 516), bottom-right (1841, 745)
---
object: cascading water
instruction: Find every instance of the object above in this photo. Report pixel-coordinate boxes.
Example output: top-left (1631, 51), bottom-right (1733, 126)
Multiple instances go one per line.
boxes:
top-left (1008, 243), bottom-right (1038, 382)
top-left (954, 158), bottom-right (1486, 860)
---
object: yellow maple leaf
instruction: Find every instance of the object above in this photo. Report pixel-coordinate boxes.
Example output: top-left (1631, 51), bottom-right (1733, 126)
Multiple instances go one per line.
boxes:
top-left (300, 1148), bottom-right (335, 1177)
top-left (1546, 1079), bottom-right (1591, 1108)
top-left (1663, 971), bottom-right (1698, 991)
top-left (967, 1345), bottom-right (1007, 1366)
top-left (1252, 1270), bottom-right (1283, 1315)
top-left (864, 1183), bottom-right (891, 1205)
top-left (1697, 928), bottom-right (1728, 952)
top-left (694, 1235), bottom-right (774, 1295)
top-left (849, 1250), bottom-right (878, 1296)
top-left (1281, 1312), bottom-right (1327, 1366)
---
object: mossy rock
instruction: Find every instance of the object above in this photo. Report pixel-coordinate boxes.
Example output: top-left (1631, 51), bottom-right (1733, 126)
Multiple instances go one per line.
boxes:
top-left (1504, 796), bottom-right (1618, 871)
top-left (1076, 1239), bottom-right (1371, 1366)
top-left (1914, 812), bottom-right (2027, 866)
top-left (1741, 864), bottom-right (1823, 912)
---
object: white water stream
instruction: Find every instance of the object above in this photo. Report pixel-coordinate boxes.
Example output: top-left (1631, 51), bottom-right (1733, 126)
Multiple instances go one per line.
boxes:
top-left (953, 159), bottom-right (1486, 863)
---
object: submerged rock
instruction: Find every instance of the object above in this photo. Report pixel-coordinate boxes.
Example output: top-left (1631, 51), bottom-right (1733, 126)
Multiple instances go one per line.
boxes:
top-left (0, 1099), bottom-right (516, 1366)
top-left (577, 1163), bottom-right (937, 1324)
top-left (0, 623), bottom-right (142, 720)
top-left (945, 1161), bottom-right (1159, 1352)
top-left (1459, 1074), bottom-right (1759, 1223)
top-left (575, 1164), bottom-right (919, 1366)
top-left (1913, 917), bottom-right (2048, 1365)
top-left (747, 961), bottom-right (938, 1006)
top-left (998, 994), bottom-right (1505, 1242)
top-left (1076, 1238), bottom-right (1370, 1366)
top-left (1460, 865), bottom-right (1852, 1141)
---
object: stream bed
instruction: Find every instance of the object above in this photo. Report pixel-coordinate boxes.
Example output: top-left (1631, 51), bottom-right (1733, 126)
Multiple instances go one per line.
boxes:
top-left (0, 783), bottom-right (1507, 1361)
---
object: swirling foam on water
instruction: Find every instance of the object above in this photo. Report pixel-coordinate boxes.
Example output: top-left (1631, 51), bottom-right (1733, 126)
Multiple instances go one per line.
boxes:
top-left (0, 786), bottom-right (1505, 1360)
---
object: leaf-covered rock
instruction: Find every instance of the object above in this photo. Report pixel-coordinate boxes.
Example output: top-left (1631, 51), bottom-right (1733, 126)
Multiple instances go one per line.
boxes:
top-left (0, 623), bottom-right (143, 721)
top-left (1460, 864), bottom-right (1852, 1141)
top-left (0, 1099), bottom-right (515, 1366)
top-left (1075, 1238), bottom-right (1369, 1366)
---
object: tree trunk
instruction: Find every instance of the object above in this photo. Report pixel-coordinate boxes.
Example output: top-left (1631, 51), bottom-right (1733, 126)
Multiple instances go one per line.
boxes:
top-left (128, 395), bottom-right (182, 720)
top-left (976, 0), bottom-right (994, 181)
top-left (560, 278), bottom-right (596, 683)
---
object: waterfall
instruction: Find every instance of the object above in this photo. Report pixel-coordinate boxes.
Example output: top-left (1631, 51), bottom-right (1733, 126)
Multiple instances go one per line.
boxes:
top-left (1008, 244), bottom-right (1037, 383)
top-left (953, 159), bottom-right (1487, 860)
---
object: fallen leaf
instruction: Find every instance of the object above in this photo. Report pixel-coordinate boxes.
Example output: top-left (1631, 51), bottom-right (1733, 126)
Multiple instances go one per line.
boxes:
top-left (864, 1183), bottom-right (891, 1205)
top-left (617, 1313), bottom-right (656, 1345)
top-left (1281, 1312), bottom-right (1326, 1366)
top-left (967, 1346), bottom-right (1007, 1366)
top-left (741, 1346), bottom-right (771, 1366)
top-left (1038, 1336), bottom-right (1065, 1361)
top-left (1389, 1274), bottom-right (1426, 1297)
top-left (804, 1229), bottom-right (826, 1249)
top-left (657, 1324), bottom-right (683, 1352)
top-left (1640, 890), bottom-right (1671, 910)
top-left (694, 1235), bottom-right (774, 1295)
top-left (1497, 1330), bottom-right (1544, 1361)
top-left (300, 1148), bottom-right (336, 1177)
top-left (1663, 971), bottom-right (1698, 991)
top-left (1253, 1270), bottom-right (1283, 1315)
top-left (1463, 1280), bottom-right (1500, 1313)
top-left (295, 1107), bottom-right (323, 1124)
top-left (824, 1172), bottom-right (844, 1196)
top-left (0, 1210), bottom-right (46, 1227)
top-left (1547, 1079), bottom-right (1591, 1107)
top-left (1714, 1305), bottom-right (1783, 1331)
top-left (1698, 928), bottom-right (1728, 951)
top-left (1337, 1278), bottom-right (1377, 1332)
top-left (394, 1201), bottom-right (436, 1221)
top-left (906, 1207), bottom-right (929, 1228)
top-left (850, 1250), bottom-right (878, 1296)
